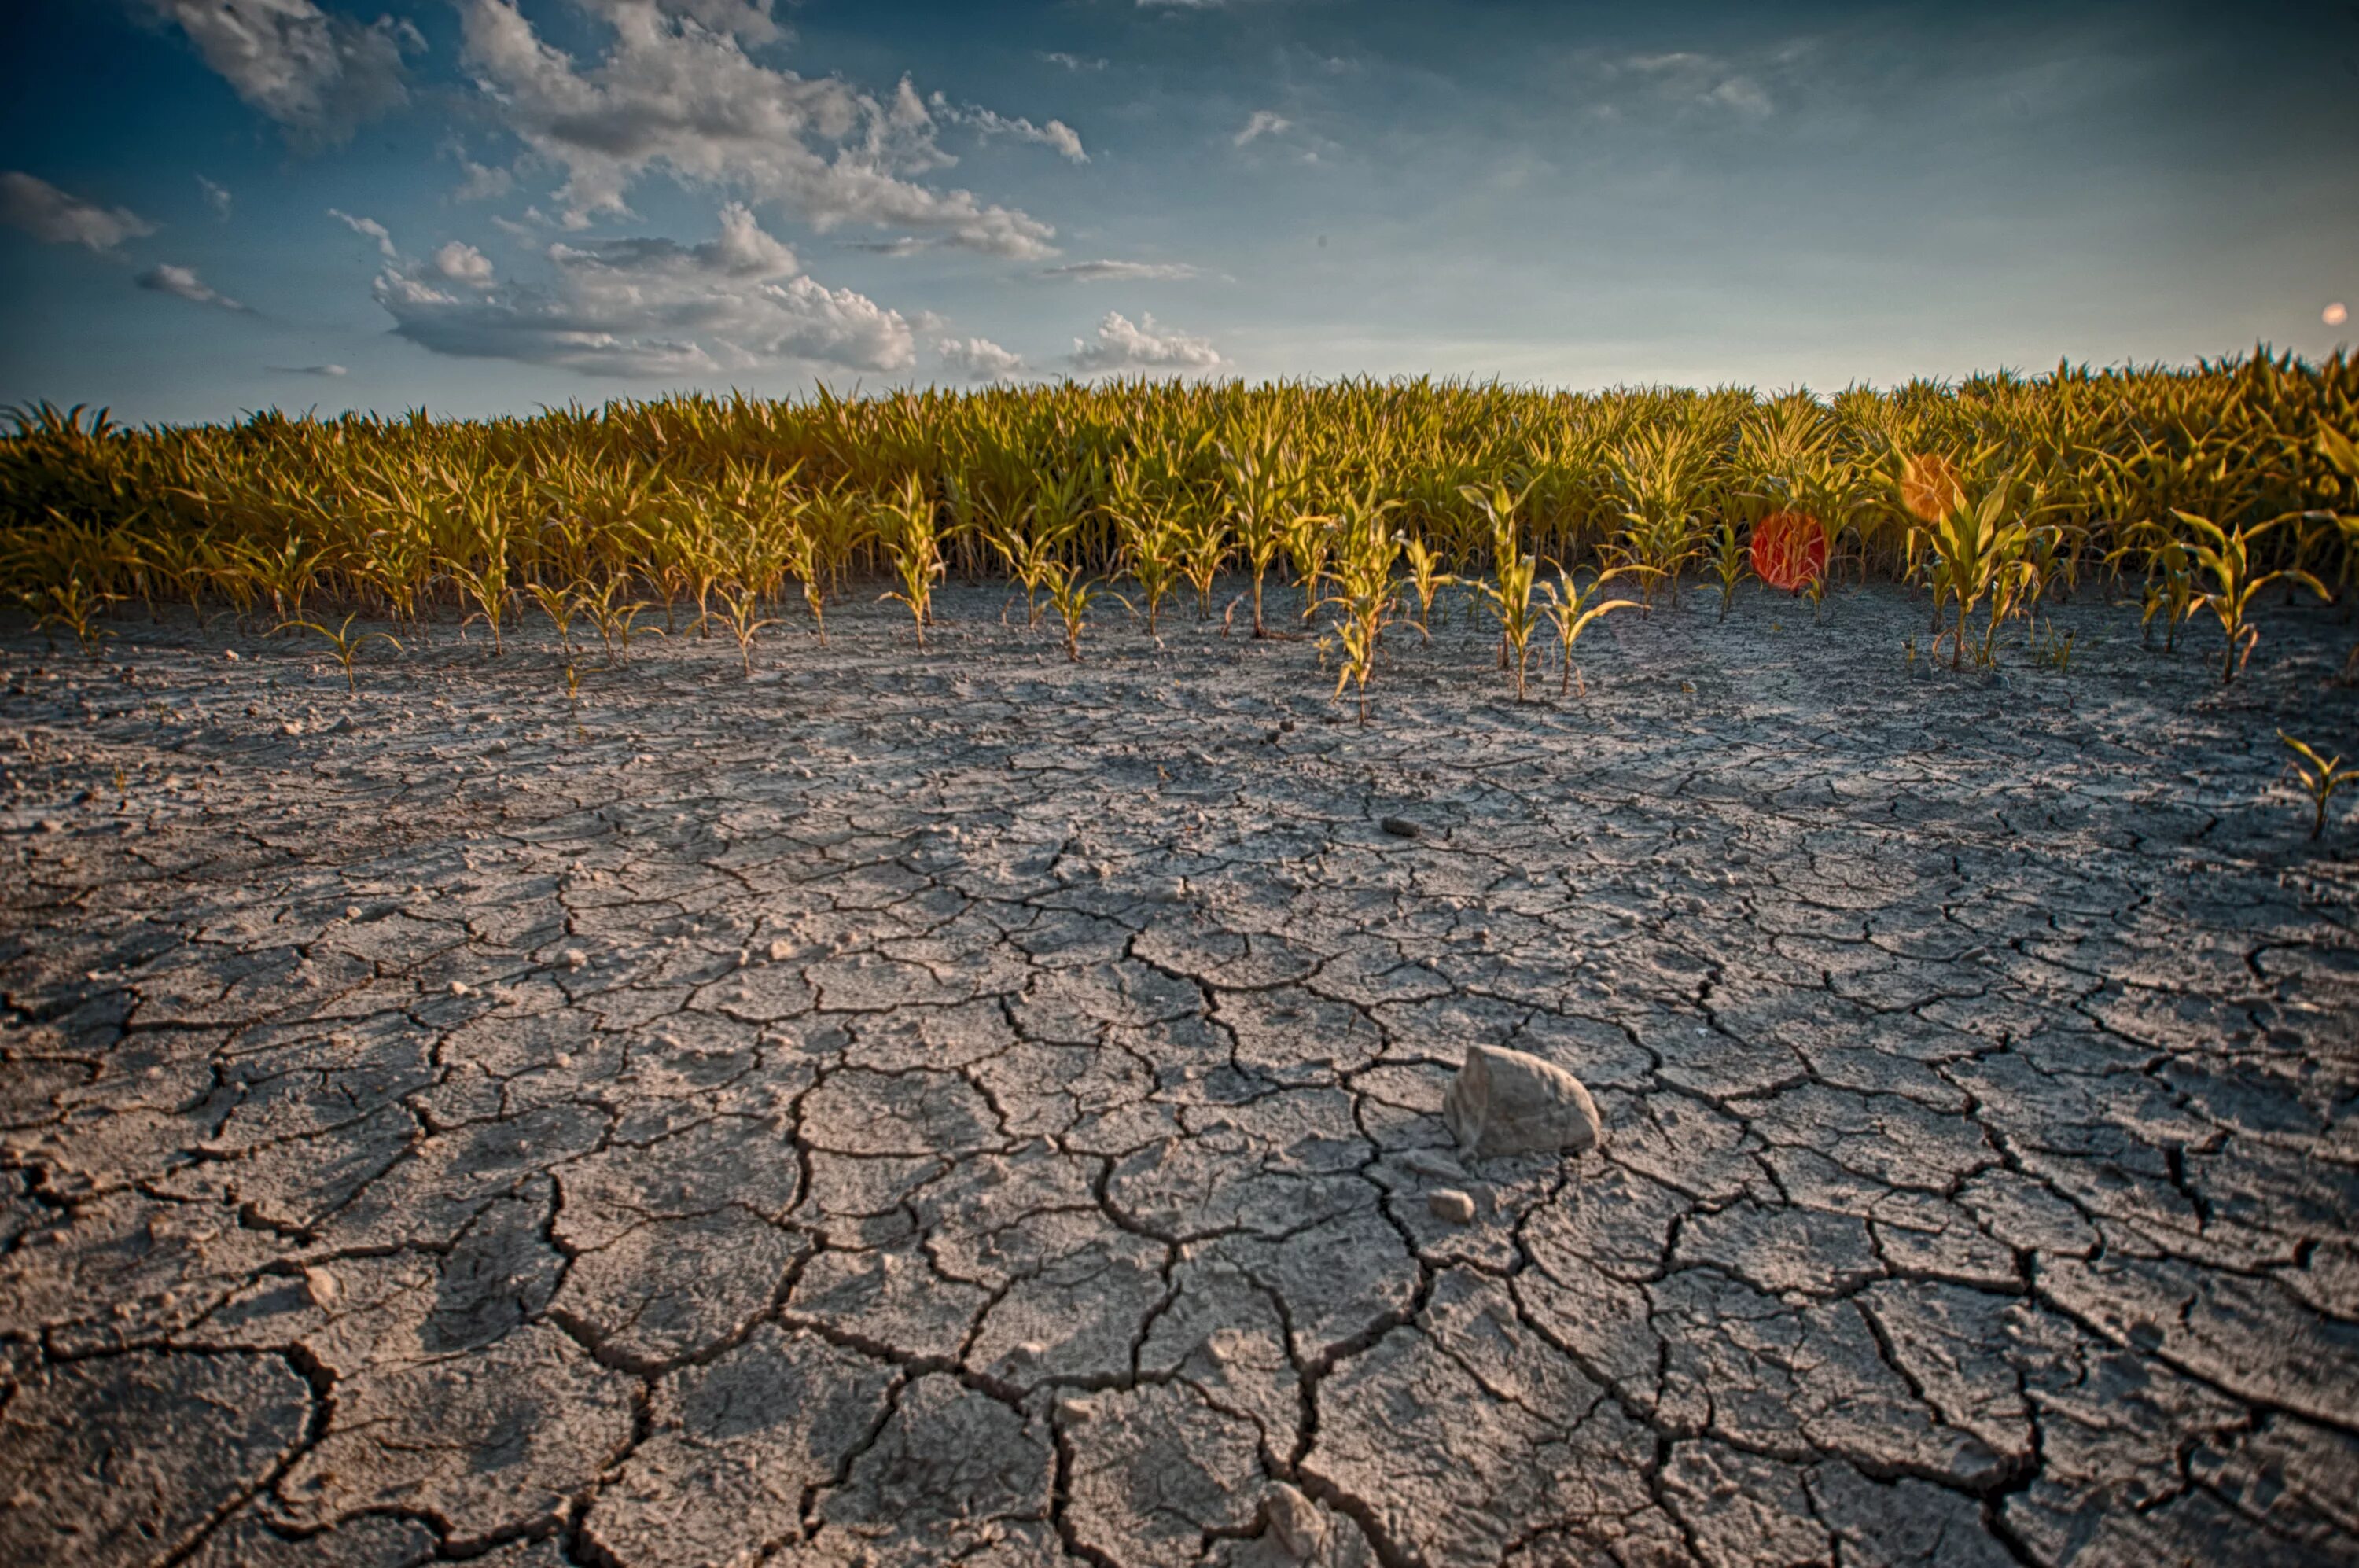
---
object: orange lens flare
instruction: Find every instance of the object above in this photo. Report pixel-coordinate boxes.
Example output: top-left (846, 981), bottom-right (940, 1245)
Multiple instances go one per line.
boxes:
top-left (1900, 452), bottom-right (1965, 523)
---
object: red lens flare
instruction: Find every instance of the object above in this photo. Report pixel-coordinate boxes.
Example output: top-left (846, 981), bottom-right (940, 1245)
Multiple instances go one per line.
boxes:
top-left (1750, 510), bottom-right (1828, 592)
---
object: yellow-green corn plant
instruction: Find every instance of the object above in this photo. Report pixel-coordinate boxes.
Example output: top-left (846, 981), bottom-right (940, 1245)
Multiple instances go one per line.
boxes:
top-left (1318, 491), bottom-right (1403, 725)
top-left (2172, 511), bottom-right (2327, 683)
top-left (2280, 731), bottom-right (2351, 840)
top-left (1536, 565), bottom-right (1643, 696)
top-left (876, 472), bottom-right (945, 646)
top-left (278, 612), bottom-right (401, 695)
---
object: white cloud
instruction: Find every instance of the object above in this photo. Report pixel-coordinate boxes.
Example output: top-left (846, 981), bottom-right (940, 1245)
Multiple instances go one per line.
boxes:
top-left (1069, 311), bottom-right (1220, 374)
top-left (929, 93), bottom-right (1087, 163)
top-left (197, 175), bottom-right (233, 220)
top-left (1233, 110), bottom-right (1290, 147)
top-left (1041, 53), bottom-right (1106, 72)
top-left (455, 160), bottom-right (515, 201)
top-left (270, 362), bottom-right (348, 376)
top-left (455, 0), bottom-right (1061, 258)
top-left (433, 241), bottom-right (496, 286)
top-left (138, 0), bottom-right (421, 147)
top-left (576, 0), bottom-right (784, 46)
top-left (1040, 259), bottom-right (1201, 282)
top-left (1707, 75), bottom-right (1773, 116)
top-left (937, 336), bottom-right (1027, 381)
top-left (0, 172), bottom-right (156, 251)
top-left (329, 208), bottom-right (398, 259)
top-left (137, 263), bottom-right (249, 312)
top-left (372, 203), bottom-right (914, 378)
top-left (1610, 50), bottom-right (1776, 118)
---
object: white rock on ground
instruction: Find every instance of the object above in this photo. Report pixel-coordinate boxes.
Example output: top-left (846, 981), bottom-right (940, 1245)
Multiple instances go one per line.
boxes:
top-left (1441, 1043), bottom-right (1603, 1158)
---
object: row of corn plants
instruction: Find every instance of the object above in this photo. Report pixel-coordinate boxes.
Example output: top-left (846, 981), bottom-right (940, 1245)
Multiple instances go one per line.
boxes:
top-left (4, 352), bottom-right (2356, 711)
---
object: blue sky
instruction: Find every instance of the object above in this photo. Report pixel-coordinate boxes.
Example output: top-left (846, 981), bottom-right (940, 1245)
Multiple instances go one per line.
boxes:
top-left (1, 0), bottom-right (2353, 424)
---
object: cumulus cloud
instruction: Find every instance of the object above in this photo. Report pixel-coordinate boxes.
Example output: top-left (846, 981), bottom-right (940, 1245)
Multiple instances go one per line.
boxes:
top-left (455, 0), bottom-right (1062, 258)
top-left (937, 336), bottom-right (1027, 381)
top-left (138, 263), bottom-right (249, 312)
top-left (1069, 311), bottom-right (1220, 374)
top-left (371, 203), bottom-right (914, 378)
top-left (1040, 259), bottom-right (1201, 282)
top-left (330, 208), bottom-right (398, 259)
top-left (270, 362), bottom-right (348, 376)
top-left (198, 176), bottom-right (234, 220)
top-left (138, 0), bottom-right (421, 147)
top-left (432, 241), bottom-right (497, 286)
top-left (1233, 110), bottom-right (1291, 146)
top-left (0, 172), bottom-right (156, 251)
top-left (1041, 53), bottom-right (1106, 72)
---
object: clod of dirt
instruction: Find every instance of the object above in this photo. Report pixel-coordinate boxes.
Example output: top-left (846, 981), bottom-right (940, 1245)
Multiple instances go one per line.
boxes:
top-left (1427, 1188), bottom-right (1477, 1224)
top-left (1379, 815), bottom-right (1422, 839)
top-left (1441, 1043), bottom-right (1603, 1158)
top-left (1261, 1482), bottom-right (1326, 1559)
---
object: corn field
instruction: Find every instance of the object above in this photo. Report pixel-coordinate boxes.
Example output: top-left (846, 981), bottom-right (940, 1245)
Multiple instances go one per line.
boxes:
top-left (5, 350), bottom-right (2357, 699)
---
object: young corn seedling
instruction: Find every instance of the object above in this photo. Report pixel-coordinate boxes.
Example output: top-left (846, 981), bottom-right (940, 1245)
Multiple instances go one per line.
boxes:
top-left (524, 578), bottom-right (587, 711)
top-left (2172, 510), bottom-right (2327, 683)
top-left (1179, 506), bottom-right (1231, 619)
top-left (1043, 560), bottom-right (1125, 662)
top-left (1116, 502), bottom-right (1189, 639)
top-left (580, 573), bottom-right (657, 667)
top-left (441, 493), bottom-right (515, 654)
top-left (18, 574), bottom-right (118, 659)
top-left (788, 484), bottom-right (871, 642)
top-left (1709, 517), bottom-right (1749, 620)
top-left (1463, 498), bottom-right (1547, 701)
top-left (2280, 731), bottom-right (2352, 841)
top-left (1536, 565), bottom-right (1643, 696)
top-left (1919, 469), bottom-right (2037, 668)
top-left (1318, 494), bottom-right (1404, 725)
top-left (1400, 532), bottom-right (1452, 637)
top-left (276, 612), bottom-right (402, 695)
top-left (713, 580), bottom-right (781, 679)
top-left (877, 473), bottom-right (946, 646)
top-left (1283, 508), bottom-right (1337, 624)
top-left (1220, 428), bottom-right (1300, 637)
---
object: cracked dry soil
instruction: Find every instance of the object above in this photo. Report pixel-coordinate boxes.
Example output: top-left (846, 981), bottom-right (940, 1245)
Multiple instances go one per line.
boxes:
top-left (2, 583), bottom-right (2357, 1568)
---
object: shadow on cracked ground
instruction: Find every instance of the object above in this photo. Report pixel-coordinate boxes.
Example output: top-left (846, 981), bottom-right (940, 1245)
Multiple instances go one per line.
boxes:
top-left (2, 580), bottom-right (2356, 1568)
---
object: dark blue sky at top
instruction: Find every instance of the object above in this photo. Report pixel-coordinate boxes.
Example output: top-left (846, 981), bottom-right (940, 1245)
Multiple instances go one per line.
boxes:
top-left (0, 0), bottom-right (2352, 424)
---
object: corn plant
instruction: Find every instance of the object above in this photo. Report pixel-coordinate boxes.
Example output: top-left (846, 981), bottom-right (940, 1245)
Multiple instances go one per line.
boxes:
top-left (18, 573), bottom-right (118, 658)
top-left (1399, 531), bottom-right (1451, 635)
top-left (2280, 731), bottom-right (2351, 840)
top-left (1114, 499), bottom-right (1188, 638)
top-left (1221, 427), bottom-right (1299, 638)
top-left (1536, 565), bottom-right (1643, 695)
top-left (1318, 494), bottom-right (1403, 724)
top-left (1709, 517), bottom-right (1749, 620)
top-left (1464, 494), bottom-right (1547, 700)
top-left (278, 612), bottom-right (402, 695)
top-left (1179, 506), bottom-right (1230, 618)
top-left (787, 483), bottom-right (870, 642)
top-left (1043, 560), bottom-right (1124, 662)
top-left (876, 472), bottom-right (945, 646)
top-left (1281, 507), bottom-right (1336, 624)
top-left (1918, 469), bottom-right (2041, 668)
top-left (2172, 511), bottom-right (2327, 682)
top-left (580, 573), bottom-right (656, 666)
top-left (525, 579), bottom-right (583, 668)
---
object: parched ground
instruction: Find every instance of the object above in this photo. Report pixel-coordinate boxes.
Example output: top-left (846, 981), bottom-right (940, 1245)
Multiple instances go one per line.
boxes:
top-left (2, 580), bottom-right (2357, 1568)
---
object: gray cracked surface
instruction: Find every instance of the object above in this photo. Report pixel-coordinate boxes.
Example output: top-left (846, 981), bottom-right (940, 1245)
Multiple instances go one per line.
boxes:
top-left (2, 582), bottom-right (2356, 1567)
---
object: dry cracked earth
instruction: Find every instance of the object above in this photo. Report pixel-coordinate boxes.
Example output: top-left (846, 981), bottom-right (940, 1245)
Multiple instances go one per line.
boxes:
top-left (2, 582), bottom-right (2357, 1568)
